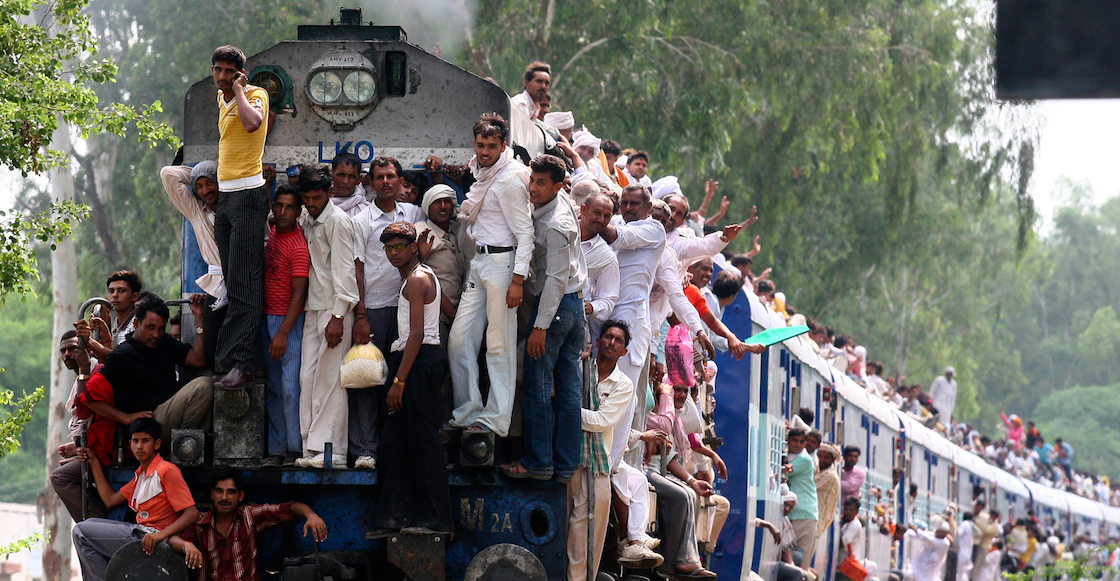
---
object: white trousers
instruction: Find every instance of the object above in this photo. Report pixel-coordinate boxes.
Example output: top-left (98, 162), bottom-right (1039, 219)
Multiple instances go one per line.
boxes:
top-left (449, 252), bottom-right (518, 436)
top-left (299, 309), bottom-right (352, 456)
top-left (567, 467), bottom-right (611, 581)
top-left (611, 460), bottom-right (652, 542)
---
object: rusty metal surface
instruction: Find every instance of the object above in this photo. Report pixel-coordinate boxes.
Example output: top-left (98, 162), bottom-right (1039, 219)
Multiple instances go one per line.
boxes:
top-left (387, 533), bottom-right (447, 581)
top-left (462, 543), bottom-right (547, 581)
top-left (213, 383), bottom-right (264, 466)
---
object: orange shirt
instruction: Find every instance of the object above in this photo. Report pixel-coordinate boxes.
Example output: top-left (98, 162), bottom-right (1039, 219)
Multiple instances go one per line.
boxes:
top-left (118, 454), bottom-right (196, 530)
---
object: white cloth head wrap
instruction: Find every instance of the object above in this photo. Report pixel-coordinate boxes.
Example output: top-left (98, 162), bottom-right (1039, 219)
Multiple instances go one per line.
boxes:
top-left (572, 130), bottom-right (600, 154)
top-left (421, 184), bottom-right (457, 218)
top-left (783, 491), bottom-right (798, 505)
top-left (651, 175), bottom-right (682, 200)
top-left (543, 111), bottom-right (574, 130)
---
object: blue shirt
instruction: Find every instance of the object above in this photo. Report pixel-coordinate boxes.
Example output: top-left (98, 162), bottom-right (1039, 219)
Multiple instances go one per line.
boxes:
top-left (1037, 443), bottom-right (1053, 465)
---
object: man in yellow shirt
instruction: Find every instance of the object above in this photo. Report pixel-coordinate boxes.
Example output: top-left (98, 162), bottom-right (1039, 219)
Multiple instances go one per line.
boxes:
top-left (210, 45), bottom-right (270, 388)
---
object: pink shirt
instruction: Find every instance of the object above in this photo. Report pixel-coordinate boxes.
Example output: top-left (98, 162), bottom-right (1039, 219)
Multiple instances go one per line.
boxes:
top-left (841, 465), bottom-right (866, 503)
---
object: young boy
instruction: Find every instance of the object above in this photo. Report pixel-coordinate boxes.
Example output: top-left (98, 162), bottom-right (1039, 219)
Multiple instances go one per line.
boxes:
top-left (73, 418), bottom-right (199, 581)
top-left (500, 154), bottom-right (587, 481)
top-left (370, 221), bottom-right (452, 534)
top-left (262, 186), bottom-right (310, 465)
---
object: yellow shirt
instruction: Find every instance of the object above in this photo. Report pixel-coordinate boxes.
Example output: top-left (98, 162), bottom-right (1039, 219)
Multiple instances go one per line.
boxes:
top-left (216, 86), bottom-right (268, 190)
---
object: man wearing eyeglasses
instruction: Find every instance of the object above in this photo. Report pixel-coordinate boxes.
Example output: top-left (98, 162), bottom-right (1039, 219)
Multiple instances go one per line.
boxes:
top-left (349, 156), bottom-right (423, 471)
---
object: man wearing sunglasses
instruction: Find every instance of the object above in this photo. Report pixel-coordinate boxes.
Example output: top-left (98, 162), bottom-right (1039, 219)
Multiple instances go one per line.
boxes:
top-left (349, 156), bottom-right (423, 470)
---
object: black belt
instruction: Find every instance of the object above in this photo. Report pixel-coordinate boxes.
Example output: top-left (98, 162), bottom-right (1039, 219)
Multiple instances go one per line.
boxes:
top-left (477, 245), bottom-right (515, 254)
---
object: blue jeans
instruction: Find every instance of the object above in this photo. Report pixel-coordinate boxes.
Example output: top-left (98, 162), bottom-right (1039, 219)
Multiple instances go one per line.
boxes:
top-left (262, 313), bottom-right (304, 456)
top-left (522, 292), bottom-right (585, 478)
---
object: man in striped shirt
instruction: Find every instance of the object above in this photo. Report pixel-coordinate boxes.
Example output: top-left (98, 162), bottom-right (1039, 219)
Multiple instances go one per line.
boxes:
top-left (171, 469), bottom-right (327, 581)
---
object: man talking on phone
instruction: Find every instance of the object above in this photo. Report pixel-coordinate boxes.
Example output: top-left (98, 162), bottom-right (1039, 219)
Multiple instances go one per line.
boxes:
top-left (210, 45), bottom-right (271, 388)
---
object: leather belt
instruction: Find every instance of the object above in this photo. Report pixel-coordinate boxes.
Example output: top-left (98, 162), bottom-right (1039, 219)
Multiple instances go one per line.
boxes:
top-left (477, 245), bottom-right (515, 254)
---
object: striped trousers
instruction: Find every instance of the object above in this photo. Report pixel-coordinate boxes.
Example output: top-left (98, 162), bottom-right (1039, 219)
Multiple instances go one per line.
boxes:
top-left (214, 184), bottom-right (270, 372)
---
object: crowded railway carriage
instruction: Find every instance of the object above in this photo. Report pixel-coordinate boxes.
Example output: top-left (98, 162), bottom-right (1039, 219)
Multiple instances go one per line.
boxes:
top-left (54, 10), bottom-right (1120, 581)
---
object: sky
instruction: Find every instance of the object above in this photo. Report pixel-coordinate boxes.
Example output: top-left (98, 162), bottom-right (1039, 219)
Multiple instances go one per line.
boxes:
top-left (1031, 100), bottom-right (1120, 225)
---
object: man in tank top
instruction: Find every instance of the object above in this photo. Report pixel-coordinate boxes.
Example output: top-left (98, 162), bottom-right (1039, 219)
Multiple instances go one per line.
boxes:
top-left (370, 221), bottom-right (452, 535)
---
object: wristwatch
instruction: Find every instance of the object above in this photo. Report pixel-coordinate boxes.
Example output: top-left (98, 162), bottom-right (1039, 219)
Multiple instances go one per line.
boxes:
top-left (332, 314), bottom-right (344, 320)
top-left (195, 326), bottom-right (204, 335)
top-left (76, 374), bottom-right (89, 382)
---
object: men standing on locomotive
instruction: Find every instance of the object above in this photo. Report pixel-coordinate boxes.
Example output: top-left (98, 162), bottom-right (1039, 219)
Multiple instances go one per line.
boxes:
top-left (73, 418), bottom-right (200, 581)
top-left (566, 320), bottom-right (635, 581)
top-left (370, 221), bottom-right (453, 535)
top-left (261, 186), bottom-right (310, 466)
top-left (351, 157), bottom-right (424, 469)
top-left (577, 189), bottom-right (620, 344)
top-left (509, 61), bottom-right (551, 121)
top-left (328, 152), bottom-right (369, 217)
top-left (295, 165), bottom-right (359, 469)
top-left (82, 270), bottom-right (143, 360)
top-left (448, 113), bottom-right (534, 437)
top-left (499, 154), bottom-right (587, 481)
top-left (169, 469), bottom-right (329, 580)
top-left (210, 44), bottom-right (270, 389)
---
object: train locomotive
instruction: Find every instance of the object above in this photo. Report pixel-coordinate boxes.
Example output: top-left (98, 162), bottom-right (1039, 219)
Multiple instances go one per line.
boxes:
top-left (92, 9), bottom-right (1120, 581)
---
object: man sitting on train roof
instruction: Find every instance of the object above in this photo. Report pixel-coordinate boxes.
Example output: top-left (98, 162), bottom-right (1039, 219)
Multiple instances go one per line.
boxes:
top-left (70, 295), bottom-right (213, 466)
top-left (328, 152), bottom-right (369, 217)
top-left (168, 468), bottom-right (328, 581)
top-left (510, 61), bottom-right (551, 121)
top-left (81, 270), bottom-right (144, 361)
top-left (294, 165), bottom-right (359, 469)
top-left (351, 156), bottom-right (424, 470)
top-left (73, 418), bottom-right (200, 581)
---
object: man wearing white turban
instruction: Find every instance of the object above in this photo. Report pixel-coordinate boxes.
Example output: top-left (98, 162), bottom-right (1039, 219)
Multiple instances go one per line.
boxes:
top-left (543, 111), bottom-right (575, 142)
top-left (571, 130), bottom-right (615, 188)
top-left (510, 61), bottom-right (551, 121)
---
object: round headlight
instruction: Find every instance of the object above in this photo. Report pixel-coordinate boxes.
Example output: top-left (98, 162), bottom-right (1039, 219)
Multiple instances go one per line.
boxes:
top-left (343, 70), bottom-right (376, 104)
top-left (308, 71), bottom-right (342, 104)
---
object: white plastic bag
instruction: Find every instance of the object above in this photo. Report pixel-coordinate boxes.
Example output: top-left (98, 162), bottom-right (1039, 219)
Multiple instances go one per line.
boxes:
top-left (341, 343), bottom-right (388, 389)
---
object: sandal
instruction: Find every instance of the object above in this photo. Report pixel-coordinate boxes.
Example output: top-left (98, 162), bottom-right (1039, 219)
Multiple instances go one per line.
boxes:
top-left (463, 424), bottom-right (490, 433)
top-left (499, 460), bottom-right (552, 480)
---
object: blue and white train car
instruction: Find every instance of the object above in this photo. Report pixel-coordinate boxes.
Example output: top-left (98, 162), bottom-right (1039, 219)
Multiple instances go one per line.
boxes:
top-left (1023, 478), bottom-right (1072, 537)
top-left (1068, 493), bottom-right (1106, 542)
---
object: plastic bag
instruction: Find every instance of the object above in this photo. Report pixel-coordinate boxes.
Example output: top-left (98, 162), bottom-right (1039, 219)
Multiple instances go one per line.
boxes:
top-left (664, 324), bottom-right (694, 387)
top-left (341, 343), bottom-right (388, 389)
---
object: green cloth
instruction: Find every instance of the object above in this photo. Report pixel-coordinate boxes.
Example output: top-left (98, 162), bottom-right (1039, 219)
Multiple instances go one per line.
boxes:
top-left (580, 378), bottom-right (611, 476)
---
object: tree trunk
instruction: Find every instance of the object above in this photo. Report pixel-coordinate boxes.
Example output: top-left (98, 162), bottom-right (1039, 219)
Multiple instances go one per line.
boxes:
top-left (44, 122), bottom-right (77, 581)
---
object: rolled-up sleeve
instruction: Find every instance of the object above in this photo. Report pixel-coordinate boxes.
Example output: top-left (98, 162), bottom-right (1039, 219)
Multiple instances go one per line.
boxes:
top-left (330, 216), bottom-right (360, 318)
top-left (534, 227), bottom-right (571, 329)
top-left (496, 175), bottom-right (534, 277)
top-left (589, 262), bottom-right (619, 323)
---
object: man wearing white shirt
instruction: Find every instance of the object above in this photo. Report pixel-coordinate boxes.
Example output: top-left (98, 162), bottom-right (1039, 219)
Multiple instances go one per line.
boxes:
top-left (662, 193), bottom-right (754, 264)
top-left (599, 183), bottom-right (666, 468)
top-left (350, 157), bottom-right (424, 469)
top-left (449, 113), bottom-right (534, 437)
top-left (928, 366), bottom-right (957, 428)
top-left (579, 191), bottom-right (620, 343)
top-left (509, 61), bottom-right (550, 120)
top-left (622, 151), bottom-right (653, 188)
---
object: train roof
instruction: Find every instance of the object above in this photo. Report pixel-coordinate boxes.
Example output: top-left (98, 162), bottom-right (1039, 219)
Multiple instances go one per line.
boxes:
top-left (1022, 478), bottom-right (1071, 514)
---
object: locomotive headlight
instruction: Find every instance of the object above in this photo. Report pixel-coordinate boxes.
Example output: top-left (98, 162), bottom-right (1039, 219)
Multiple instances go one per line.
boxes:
top-left (343, 70), bottom-right (376, 104)
top-left (304, 50), bottom-right (379, 129)
top-left (308, 70), bottom-right (343, 105)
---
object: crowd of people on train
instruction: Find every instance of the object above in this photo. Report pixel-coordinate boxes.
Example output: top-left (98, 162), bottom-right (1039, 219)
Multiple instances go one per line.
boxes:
top-left (45, 49), bottom-right (797, 581)
top-left (42, 44), bottom-right (1120, 581)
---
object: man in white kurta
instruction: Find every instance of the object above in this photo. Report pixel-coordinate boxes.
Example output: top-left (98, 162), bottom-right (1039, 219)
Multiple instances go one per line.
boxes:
top-left (579, 192), bottom-right (620, 343)
top-left (903, 523), bottom-right (952, 581)
top-left (928, 366), bottom-right (957, 428)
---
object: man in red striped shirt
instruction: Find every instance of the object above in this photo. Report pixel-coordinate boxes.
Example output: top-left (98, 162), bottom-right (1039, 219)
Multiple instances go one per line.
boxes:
top-left (171, 469), bottom-right (327, 581)
top-left (261, 186), bottom-right (310, 466)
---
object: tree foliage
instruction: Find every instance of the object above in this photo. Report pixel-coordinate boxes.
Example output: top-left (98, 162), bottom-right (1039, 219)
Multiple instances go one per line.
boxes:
top-left (1032, 386), bottom-right (1120, 480)
top-left (0, 0), bottom-right (177, 174)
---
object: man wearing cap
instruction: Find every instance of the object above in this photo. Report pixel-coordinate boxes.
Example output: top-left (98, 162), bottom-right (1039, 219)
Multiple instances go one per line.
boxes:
top-left (929, 366), bottom-right (957, 428)
top-left (543, 111), bottom-right (575, 143)
top-left (510, 61), bottom-right (550, 121)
